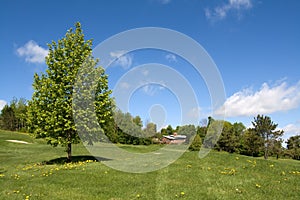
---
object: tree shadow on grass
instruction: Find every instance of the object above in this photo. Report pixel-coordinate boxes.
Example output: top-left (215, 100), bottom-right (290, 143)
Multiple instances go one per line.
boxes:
top-left (43, 155), bottom-right (111, 165)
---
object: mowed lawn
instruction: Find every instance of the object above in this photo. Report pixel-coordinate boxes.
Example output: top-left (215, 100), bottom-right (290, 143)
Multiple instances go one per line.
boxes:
top-left (0, 130), bottom-right (299, 200)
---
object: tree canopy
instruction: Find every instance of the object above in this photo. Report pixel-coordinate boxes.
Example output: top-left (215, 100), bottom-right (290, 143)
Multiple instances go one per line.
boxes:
top-left (27, 22), bottom-right (113, 162)
top-left (251, 114), bottom-right (284, 159)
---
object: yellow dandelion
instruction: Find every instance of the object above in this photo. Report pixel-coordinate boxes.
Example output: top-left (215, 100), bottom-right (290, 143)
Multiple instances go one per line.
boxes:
top-left (255, 183), bottom-right (261, 188)
top-left (229, 168), bottom-right (236, 175)
top-left (235, 188), bottom-right (242, 193)
top-left (180, 191), bottom-right (185, 196)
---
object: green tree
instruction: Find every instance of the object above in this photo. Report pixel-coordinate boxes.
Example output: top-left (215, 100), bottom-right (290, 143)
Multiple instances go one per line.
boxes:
top-left (0, 104), bottom-right (15, 131)
top-left (252, 115), bottom-right (284, 159)
top-left (14, 98), bottom-right (28, 131)
top-left (196, 126), bottom-right (207, 140)
top-left (27, 22), bottom-right (113, 162)
top-left (189, 134), bottom-right (202, 151)
top-left (240, 128), bottom-right (264, 157)
top-left (214, 121), bottom-right (244, 153)
top-left (269, 138), bottom-right (283, 159)
top-left (73, 53), bottom-right (113, 145)
top-left (231, 122), bottom-right (246, 153)
top-left (232, 122), bottom-right (246, 136)
top-left (177, 124), bottom-right (196, 143)
top-left (144, 122), bottom-right (157, 137)
top-left (0, 98), bottom-right (28, 131)
top-left (207, 116), bottom-right (214, 128)
top-left (216, 121), bottom-right (239, 153)
top-left (166, 125), bottom-right (173, 135)
top-left (113, 110), bottom-right (147, 144)
top-left (133, 116), bottom-right (143, 128)
top-left (203, 118), bottom-right (223, 149)
top-left (101, 116), bottom-right (118, 143)
top-left (286, 135), bottom-right (300, 160)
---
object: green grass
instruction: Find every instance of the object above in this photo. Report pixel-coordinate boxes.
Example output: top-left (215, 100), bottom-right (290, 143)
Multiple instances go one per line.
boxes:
top-left (0, 130), bottom-right (299, 200)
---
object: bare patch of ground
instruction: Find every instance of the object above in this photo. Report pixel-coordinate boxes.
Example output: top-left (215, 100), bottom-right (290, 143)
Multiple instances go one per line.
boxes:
top-left (6, 140), bottom-right (31, 144)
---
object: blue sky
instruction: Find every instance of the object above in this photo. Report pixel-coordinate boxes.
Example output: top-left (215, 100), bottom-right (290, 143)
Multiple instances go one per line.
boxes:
top-left (1, 0), bottom-right (300, 141)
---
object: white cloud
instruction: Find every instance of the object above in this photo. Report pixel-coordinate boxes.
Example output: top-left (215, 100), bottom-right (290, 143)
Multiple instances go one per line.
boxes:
top-left (16, 40), bottom-right (48, 64)
top-left (142, 85), bottom-right (157, 96)
top-left (165, 53), bottom-right (177, 62)
top-left (142, 69), bottom-right (149, 76)
top-left (110, 50), bottom-right (133, 69)
top-left (0, 100), bottom-right (7, 111)
top-left (205, 0), bottom-right (253, 21)
top-left (283, 124), bottom-right (300, 135)
top-left (187, 107), bottom-right (201, 119)
top-left (141, 82), bottom-right (166, 96)
top-left (216, 81), bottom-right (300, 117)
top-left (280, 123), bottom-right (300, 143)
top-left (120, 82), bottom-right (131, 90)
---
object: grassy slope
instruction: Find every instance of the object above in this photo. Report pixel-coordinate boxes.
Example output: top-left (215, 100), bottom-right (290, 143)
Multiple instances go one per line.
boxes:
top-left (0, 130), bottom-right (299, 200)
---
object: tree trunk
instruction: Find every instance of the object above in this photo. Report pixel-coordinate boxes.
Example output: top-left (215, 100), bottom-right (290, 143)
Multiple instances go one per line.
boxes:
top-left (66, 130), bottom-right (72, 162)
top-left (264, 135), bottom-right (269, 160)
top-left (67, 143), bottom-right (72, 162)
top-left (264, 147), bottom-right (268, 159)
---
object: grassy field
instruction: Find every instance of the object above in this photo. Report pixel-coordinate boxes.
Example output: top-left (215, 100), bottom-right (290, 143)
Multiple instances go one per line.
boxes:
top-left (0, 130), bottom-right (299, 200)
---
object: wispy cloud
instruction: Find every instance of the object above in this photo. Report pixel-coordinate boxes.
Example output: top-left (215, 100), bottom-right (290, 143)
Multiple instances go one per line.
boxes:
top-left (141, 82), bottom-right (166, 96)
top-left (156, 0), bottom-right (171, 4)
top-left (205, 0), bottom-right (253, 21)
top-left (142, 85), bottom-right (157, 96)
top-left (165, 53), bottom-right (177, 62)
top-left (281, 123), bottom-right (300, 142)
top-left (187, 107), bottom-right (202, 119)
top-left (16, 40), bottom-right (48, 64)
top-left (283, 123), bottom-right (300, 135)
top-left (142, 69), bottom-right (149, 76)
top-left (216, 81), bottom-right (300, 117)
top-left (120, 82), bottom-right (131, 90)
top-left (0, 100), bottom-right (7, 111)
top-left (110, 50), bottom-right (133, 69)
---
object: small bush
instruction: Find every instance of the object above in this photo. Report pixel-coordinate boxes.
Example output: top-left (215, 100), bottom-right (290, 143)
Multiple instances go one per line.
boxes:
top-left (189, 134), bottom-right (202, 151)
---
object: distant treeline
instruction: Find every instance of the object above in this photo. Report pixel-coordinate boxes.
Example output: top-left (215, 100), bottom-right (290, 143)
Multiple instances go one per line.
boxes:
top-left (0, 98), bottom-right (27, 132)
top-left (0, 98), bottom-right (299, 160)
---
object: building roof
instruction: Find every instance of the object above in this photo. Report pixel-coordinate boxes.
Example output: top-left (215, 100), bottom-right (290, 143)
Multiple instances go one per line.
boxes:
top-left (163, 135), bottom-right (186, 140)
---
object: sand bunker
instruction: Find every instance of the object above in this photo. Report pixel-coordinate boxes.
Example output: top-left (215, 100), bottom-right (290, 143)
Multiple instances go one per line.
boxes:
top-left (6, 140), bottom-right (31, 144)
